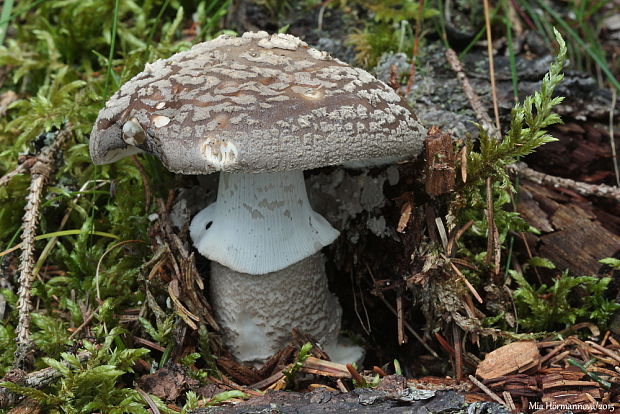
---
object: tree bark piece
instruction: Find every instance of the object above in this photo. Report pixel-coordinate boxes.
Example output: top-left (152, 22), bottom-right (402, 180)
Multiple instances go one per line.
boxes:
top-left (517, 181), bottom-right (620, 275)
top-left (539, 216), bottom-right (620, 276)
top-left (192, 387), bottom-right (465, 414)
top-left (424, 127), bottom-right (455, 197)
top-left (539, 368), bottom-right (601, 407)
top-left (476, 341), bottom-right (540, 380)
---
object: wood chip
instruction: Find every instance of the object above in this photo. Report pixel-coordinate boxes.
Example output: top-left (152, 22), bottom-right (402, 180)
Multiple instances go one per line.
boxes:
top-left (476, 341), bottom-right (540, 380)
top-left (300, 357), bottom-right (351, 379)
top-left (424, 126), bottom-right (456, 197)
top-left (397, 199), bottom-right (413, 233)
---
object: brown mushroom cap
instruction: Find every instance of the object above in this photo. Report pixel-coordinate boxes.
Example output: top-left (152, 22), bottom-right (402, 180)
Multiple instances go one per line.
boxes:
top-left (90, 31), bottom-right (426, 174)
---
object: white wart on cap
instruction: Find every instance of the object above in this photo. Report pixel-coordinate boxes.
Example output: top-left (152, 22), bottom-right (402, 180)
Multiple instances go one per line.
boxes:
top-left (89, 31), bottom-right (426, 174)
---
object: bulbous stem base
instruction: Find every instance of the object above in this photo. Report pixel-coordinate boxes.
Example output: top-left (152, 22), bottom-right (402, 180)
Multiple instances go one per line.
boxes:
top-left (210, 252), bottom-right (341, 365)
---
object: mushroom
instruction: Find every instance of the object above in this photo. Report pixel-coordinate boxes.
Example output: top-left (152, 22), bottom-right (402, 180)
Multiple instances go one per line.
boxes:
top-left (89, 31), bottom-right (426, 365)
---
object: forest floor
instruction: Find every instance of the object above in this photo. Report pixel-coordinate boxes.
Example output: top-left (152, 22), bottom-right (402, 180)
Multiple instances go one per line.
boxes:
top-left (0, 0), bottom-right (619, 413)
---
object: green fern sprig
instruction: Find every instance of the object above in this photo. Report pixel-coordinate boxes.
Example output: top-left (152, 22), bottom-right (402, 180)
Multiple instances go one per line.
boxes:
top-left (467, 28), bottom-right (567, 188)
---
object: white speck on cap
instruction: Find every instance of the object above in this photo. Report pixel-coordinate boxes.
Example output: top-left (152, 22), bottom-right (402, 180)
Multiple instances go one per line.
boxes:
top-left (257, 33), bottom-right (306, 50)
top-left (152, 115), bottom-right (170, 128)
top-left (121, 118), bottom-right (146, 146)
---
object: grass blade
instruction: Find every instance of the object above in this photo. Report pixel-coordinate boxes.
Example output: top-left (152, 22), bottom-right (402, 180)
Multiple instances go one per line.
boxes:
top-left (0, 0), bottom-right (15, 46)
top-left (104, 0), bottom-right (121, 98)
top-left (535, 0), bottom-right (620, 91)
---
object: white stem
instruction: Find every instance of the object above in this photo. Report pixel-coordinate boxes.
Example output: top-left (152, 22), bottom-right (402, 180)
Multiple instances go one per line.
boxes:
top-left (189, 170), bottom-right (339, 275)
top-left (210, 252), bottom-right (341, 365)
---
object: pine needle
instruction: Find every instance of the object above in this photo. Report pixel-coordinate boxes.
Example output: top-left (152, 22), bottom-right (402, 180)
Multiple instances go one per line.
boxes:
top-left (483, 0), bottom-right (501, 133)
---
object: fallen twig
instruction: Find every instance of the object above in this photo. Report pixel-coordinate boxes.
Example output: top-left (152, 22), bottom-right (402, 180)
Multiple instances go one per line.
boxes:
top-left (396, 292), bottom-right (406, 345)
top-left (136, 386), bottom-right (161, 414)
top-left (14, 126), bottom-right (72, 369)
top-left (453, 324), bottom-right (463, 382)
top-left (378, 296), bottom-right (439, 358)
top-left (0, 350), bottom-right (91, 408)
top-left (445, 49), bottom-right (499, 140)
top-left (468, 374), bottom-right (507, 406)
top-left (446, 48), bottom-right (502, 279)
top-left (508, 162), bottom-right (620, 201)
top-left (441, 254), bottom-right (483, 304)
top-left (485, 178), bottom-right (501, 278)
top-left (0, 157), bottom-right (36, 187)
top-left (585, 341), bottom-right (620, 365)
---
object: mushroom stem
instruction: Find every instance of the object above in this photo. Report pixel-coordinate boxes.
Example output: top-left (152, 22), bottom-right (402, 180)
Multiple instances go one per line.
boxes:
top-left (210, 252), bottom-right (341, 365)
top-left (190, 170), bottom-right (339, 275)
top-left (190, 170), bottom-right (365, 364)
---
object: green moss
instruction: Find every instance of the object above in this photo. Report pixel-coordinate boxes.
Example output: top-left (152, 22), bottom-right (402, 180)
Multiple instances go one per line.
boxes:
top-left (0, 0), bottom-right (230, 409)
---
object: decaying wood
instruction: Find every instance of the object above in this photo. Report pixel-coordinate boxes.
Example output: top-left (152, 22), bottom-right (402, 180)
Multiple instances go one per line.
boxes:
top-left (452, 325), bottom-right (463, 382)
top-left (517, 181), bottom-right (620, 275)
top-left (585, 341), bottom-right (620, 365)
top-left (424, 127), bottom-right (455, 197)
top-left (214, 335), bottom-right (349, 390)
top-left (256, 345), bottom-right (296, 380)
top-left (192, 378), bottom-right (467, 414)
top-left (217, 357), bottom-right (262, 385)
top-left (509, 161), bottom-right (620, 201)
top-left (476, 341), bottom-right (541, 380)
top-left (6, 398), bottom-right (41, 414)
top-left (136, 364), bottom-right (199, 401)
top-left (14, 127), bottom-right (72, 370)
top-left (249, 371), bottom-right (284, 390)
top-left (290, 329), bottom-right (331, 361)
top-left (539, 216), bottom-right (620, 276)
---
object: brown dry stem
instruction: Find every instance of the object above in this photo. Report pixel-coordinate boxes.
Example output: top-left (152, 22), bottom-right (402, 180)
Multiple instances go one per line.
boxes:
top-left (445, 49), bottom-right (499, 140)
top-left (14, 126), bottom-right (72, 369)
